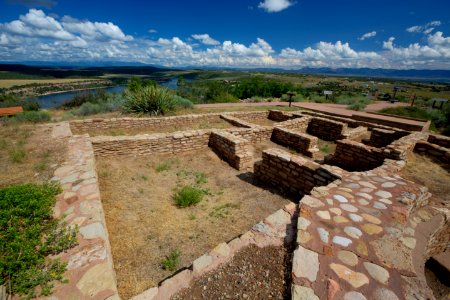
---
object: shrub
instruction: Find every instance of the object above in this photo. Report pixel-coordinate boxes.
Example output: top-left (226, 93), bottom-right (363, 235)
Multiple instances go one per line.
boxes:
top-left (13, 111), bottom-right (51, 123)
top-left (173, 185), bottom-right (204, 207)
top-left (0, 183), bottom-right (77, 298)
top-left (68, 93), bottom-right (124, 116)
top-left (161, 249), bottom-right (181, 271)
top-left (155, 162), bottom-right (171, 173)
top-left (9, 147), bottom-right (26, 163)
top-left (123, 85), bottom-right (176, 115)
top-left (173, 95), bottom-right (194, 109)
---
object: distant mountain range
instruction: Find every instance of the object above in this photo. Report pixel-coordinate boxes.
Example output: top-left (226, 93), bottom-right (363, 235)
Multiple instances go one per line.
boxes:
top-left (1, 62), bottom-right (449, 83)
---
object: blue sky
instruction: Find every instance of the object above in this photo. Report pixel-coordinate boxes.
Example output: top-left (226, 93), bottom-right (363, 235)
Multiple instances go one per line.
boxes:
top-left (1, 0), bottom-right (450, 69)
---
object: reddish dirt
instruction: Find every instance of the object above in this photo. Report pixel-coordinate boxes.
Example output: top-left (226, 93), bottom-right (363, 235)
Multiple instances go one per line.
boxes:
top-left (172, 244), bottom-right (292, 300)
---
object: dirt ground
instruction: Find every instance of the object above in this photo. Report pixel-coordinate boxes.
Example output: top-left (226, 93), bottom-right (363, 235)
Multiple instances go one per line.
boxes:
top-left (172, 244), bottom-right (292, 300)
top-left (400, 153), bottom-right (450, 208)
top-left (0, 123), bottom-right (67, 187)
top-left (72, 119), bottom-right (234, 136)
top-left (96, 150), bottom-right (291, 299)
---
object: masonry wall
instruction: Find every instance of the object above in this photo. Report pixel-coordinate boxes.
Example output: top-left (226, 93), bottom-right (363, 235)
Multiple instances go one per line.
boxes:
top-left (227, 111), bottom-right (269, 122)
top-left (220, 114), bottom-right (254, 128)
top-left (254, 148), bottom-right (340, 195)
top-left (271, 127), bottom-right (319, 158)
top-left (426, 214), bottom-right (450, 259)
top-left (306, 117), bottom-right (348, 141)
top-left (209, 131), bottom-right (253, 170)
top-left (268, 110), bottom-right (296, 122)
top-left (328, 139), bottom-right (386, 171)
top-left (70, 114), bottom-right (224, 134)
top-left (275, 116), bottom-right (311, 132)
top-left (428, 134), bottom-right (450, 148)
top-left (367, 128), bottom-right (410, 148)
top-left (414, 141), bottom-right (450, 163)
top-left (91, 130), bottom-right (211, 156)
top-left (225, 127), bottom-right (273, 143)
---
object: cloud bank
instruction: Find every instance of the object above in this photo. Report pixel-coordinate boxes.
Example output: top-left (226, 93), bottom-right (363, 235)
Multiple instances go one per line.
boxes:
top-left (0, 10), bottom-right (449, 69)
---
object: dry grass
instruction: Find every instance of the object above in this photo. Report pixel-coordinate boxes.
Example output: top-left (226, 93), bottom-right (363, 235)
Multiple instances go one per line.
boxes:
top-left (0, 123), bottom-right (67, 187)
top-left (0, 78), bottom-right (101, 89)
top-left (401, 153), bottom-right (450, 208)
top-left (96, 150), bottom-right (291, 299)
top-left (72, 119), bottom-right (235, 136)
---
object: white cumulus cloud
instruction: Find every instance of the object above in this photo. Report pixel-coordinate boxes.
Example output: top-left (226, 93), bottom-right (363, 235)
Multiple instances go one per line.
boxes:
top-left (191, 34), bottom-right (220, 45)
top-left (258, 0), bottom-right (295, 13)
top-left (359, 31), bottom-right (377, 41)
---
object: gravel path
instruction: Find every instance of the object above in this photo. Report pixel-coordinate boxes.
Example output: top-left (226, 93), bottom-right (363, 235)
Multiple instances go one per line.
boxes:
top-left (172, 244), bottom-right (293, 300)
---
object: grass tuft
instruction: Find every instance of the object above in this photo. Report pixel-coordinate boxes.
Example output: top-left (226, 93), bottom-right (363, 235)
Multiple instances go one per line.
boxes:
top-left (173, 185), bottom-right (204, 208)
top-left (161, 249), bottom-right (181, 271)
top-left (156, 162), bottom-right (171, 173)
top-left (9, 147), bottom-right (26, 163)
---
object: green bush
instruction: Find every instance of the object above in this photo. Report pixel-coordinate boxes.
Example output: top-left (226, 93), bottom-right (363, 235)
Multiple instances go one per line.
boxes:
top-left (161, 249), bottom-right (181, 271)
top-left (173, 185), bottom-right (204, 207)
top-left (11, 111), bottom-right (51, 123)
top-left (124, 85), bottom-right (176, 115)
top-left (173, 95), bottom-right (194, 109)
top-left (0, 183), bottom-right (77, 298)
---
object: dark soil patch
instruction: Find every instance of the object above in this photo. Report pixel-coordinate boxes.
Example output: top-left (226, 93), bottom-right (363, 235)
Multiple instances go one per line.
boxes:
top-left (173, 244), bottom-right (292, 300)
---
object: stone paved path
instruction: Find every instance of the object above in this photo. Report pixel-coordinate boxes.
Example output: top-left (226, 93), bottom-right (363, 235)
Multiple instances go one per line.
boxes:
top-left (50, 134), bottom-right (119, 300)
top-left (292, 161), bottom-right (436, 300)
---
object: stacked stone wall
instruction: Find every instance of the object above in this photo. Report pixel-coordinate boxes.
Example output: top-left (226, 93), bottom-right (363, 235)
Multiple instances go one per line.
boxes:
top-left (91, 130), bottom-right (211, 157)
top-left (428, 134), bottom-right (450, 148)
top-left (70, 114), bottom-right (224, 134)
top-left (219, 114), bottom-right (254, 128)
top-left (425, 213), bottom-right (450, 259)
top-left (254, 148), bottom-right (340, 195)
top-left (271, 127), bottom-right (319, 158)
top-left (225, 127), bottom-right (273, 143)
top-left (329, 140), bottom-right (386, 171)
top-left (209, 131), bottom-right (253, 170)
top-left (306, 117), bottom-right (348, 141)
top-left (227, 111), bottom-right (269, 122)
top-left (414, 141), bottom-right (450, 163)
top-left (268, 110), bottom-right (296, 122)
top-left (275, 116), bottom-right (311, 132)
top-left (367, 128), bottom-right (410, 148)
top-left (352, 114), bottom-right (429, 131)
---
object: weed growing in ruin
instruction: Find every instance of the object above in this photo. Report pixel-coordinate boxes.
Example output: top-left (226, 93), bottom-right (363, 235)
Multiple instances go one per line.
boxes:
top-left (209, 203), bottom-right (240, 218)
top-left (0, 138), bottom-right (6, 149)
top-left (161, 249), bottom-right (181, 271)
top-left (173, 185), bottom-right (204, 207)
top-left (9, 147), bottom-right (26, 163)
top-left (156, 162), bottom-right (171, 173)
top-left (140, 174), bottom-right (148, 181)
top-left (195, 172), bottom-right (208, 184)
top-left (188, 213), bottom-right (196, 220)
top-left (320, 144), bottom-right (331, 154)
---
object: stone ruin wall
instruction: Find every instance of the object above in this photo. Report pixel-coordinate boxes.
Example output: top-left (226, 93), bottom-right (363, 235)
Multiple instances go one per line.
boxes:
top-left (428, 134), bottom-right (450, 148)
top-left (254, 148), bottom-right (341, 195)
top-left (271, 127), bottom-right (320, 159)
top-left (70, 113), bottom-right (224, 134)
top-left (367, 128), bottom-right (410, 148)
top-left (91, 130), bottom-right (212, 157)
top-left (328, 139), bottom-right (386, 171)
top-left (306, 117), bottom-right (348, 141)
top-left (209, 131), bottom-right (253, 170)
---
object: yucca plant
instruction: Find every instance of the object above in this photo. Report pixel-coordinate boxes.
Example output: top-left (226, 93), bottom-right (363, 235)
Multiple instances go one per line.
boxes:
top-left (123, 85), bottom-right (176, 115)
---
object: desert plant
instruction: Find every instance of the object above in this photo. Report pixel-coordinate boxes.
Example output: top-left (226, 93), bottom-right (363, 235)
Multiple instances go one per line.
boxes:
top-left (161, 249), bottom-right (181, 271)
top-left (12, 111), bottom-right (51, 123)
top-left (123, 85), bottom-right (176, 115)
top-left (155, 162), bottom-right (171, 173)
top-left (173, 95), bottom-right (194, 109)
top-left (0, 183), bottom-right (77, 298)
top-left (9, 147), bottom-right (26, 163)
top-left (173, 185), bottom-right (204, 207)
